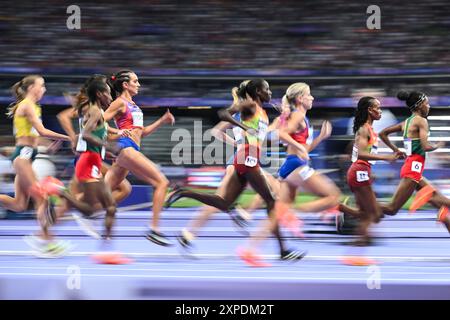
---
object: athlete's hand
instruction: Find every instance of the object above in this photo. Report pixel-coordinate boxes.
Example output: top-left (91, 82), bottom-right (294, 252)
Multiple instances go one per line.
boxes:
top-left (433, 141), bottom-right (445, 150)
top-left (386, 153), bottom-right (400, 162)
top-left (71, 135), bottom-right (79, 154)
top-left (161, 109), bottom-right (175, 125)
top-left (394, 150), bottom-right (407, 159)
top-left (119, 129), bottom-right (133, 138)
top-left (106, 143), bottom-right (121, 156)
top-left (297, 144), bottom-right (310, 161)
top-left (319, 121), bottom-right (332, 140)
top-left (47, 140), bottom-right (63, 154)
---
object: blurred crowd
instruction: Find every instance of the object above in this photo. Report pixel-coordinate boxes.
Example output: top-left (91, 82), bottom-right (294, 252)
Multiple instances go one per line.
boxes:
top-left (0, 0), bottom-right (449, 74)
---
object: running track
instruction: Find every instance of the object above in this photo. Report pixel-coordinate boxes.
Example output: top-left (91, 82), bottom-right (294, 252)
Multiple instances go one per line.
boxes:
top-left (1, 208), bottom-right (450, 299)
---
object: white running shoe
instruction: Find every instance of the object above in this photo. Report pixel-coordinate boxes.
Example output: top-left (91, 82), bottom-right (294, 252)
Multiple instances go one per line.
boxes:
top-left (72, 212), bottom-right (101, 239)
top-left (24, 235), bottom-right (74, 258)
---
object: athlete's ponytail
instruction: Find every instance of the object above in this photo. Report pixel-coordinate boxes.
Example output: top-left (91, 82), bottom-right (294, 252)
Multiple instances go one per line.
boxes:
top-left (7, 75), bottom-right (42, 118)
top-left (397, 90), bottom-right (427, 111)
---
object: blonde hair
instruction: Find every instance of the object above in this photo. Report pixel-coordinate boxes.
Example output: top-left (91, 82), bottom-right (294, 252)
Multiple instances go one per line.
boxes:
top-left (231, 79), bottom-right (251, 104)
top-left (7, 75), bottom-right (42, 118)
top-left (283, 82), bottom-right (310, 109)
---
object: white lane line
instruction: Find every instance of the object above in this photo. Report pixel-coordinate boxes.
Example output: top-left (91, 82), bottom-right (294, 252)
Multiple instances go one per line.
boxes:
top-left (1, 272), bottom-right (450, 283)
top-left (2, 265), bottom-right (450, 276)
top-left (1, 250), bottom-right (450, 262)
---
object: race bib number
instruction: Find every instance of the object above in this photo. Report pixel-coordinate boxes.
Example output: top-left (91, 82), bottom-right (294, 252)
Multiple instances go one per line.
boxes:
top-left (356, 171), bottom-right (370, 182)
top-left (91, 165), bottom-right (101, 179)
top-left (131, 110), bottom-right (144, 127)
top-left (19, 147), bottom-right (34, 160)
top-left (298, 165), bottom-right (315, 181)
top-left (244, 156), bottom-right (258, 167)
top-left (404, 138), bottom-right (412, 156)
top-left (411, 161), bottom-right (422, 173)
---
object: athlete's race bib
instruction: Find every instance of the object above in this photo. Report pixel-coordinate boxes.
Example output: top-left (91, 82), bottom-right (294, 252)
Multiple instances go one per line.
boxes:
top-left (131, 110), bottom-right (144, 127)
top-left (411, 161), bottom-right (422, 173)
top-left (244, 156), bottom-right (258, 167)
top-left (356, 170), bottom-right (370, 182)
top-left (91, 165), bottom-right (101, 179)
top-left (404, 138), bottom-right (412, 156)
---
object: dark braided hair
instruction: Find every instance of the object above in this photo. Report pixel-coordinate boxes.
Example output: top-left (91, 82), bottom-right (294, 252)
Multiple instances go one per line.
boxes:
top-left (107, 70), bottom-right (134, 100)
top-left (74, 74), bottom-right (106, 114)
top-left (397, 90), bottom-right (427, 111)
top-left (353, 96), bottom-right (376, 134)
top-left (86, 79), bottom-right (109, 105)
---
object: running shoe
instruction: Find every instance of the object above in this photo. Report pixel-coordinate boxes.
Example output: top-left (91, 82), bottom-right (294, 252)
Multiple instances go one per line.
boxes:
top-left (340, 255), bottom-right (377, 266)
top-left (280, 248), bottom-right (307, 262)
top-left (235, 204), bottom-right (252, 222)
top-left (237, 247), bottom-right (271, 267)
top-left (228, 206), bottom-right (250, 235)
top-left (177, 232), bottom-right (194, 251)
top-left (145, 229), bottom-right (174, 246)
top-left (72, 212), bottom-right (101, 239)
top-left (24, 235), bottom-right (73, 258)
top-left (40, 176), bottom-right (66, 196)
top-left (164, 186), bottom-right (185, 208)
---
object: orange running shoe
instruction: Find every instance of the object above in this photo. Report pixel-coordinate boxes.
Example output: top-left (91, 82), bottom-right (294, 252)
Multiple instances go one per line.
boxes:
top-left (237, 247), bottom-right (271, 267)
top-left (409, 185), bottom-right (435, 213)
top-left (340, 256), bottom-right (377, 266)
top-left (92, 252), bottom-right (133, 264)
top-left (437, 206), bottom-right (449, 223)
top-left (40, 176), bottom-right (66, 196)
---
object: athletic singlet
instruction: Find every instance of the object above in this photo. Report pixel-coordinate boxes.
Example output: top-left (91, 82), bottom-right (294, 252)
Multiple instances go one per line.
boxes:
top-left (114, 97), bottom-right (144, 130)
top-left (351, 123), bottom-right (379, 165)
top-left (236, 105), bottom-right (269, 148)
top-left (13, 98), bottom-right (41, 138)
top-left (403, 115), bottom-right (427, 158)
top-left (289, 113), bottom-right (313, 146)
